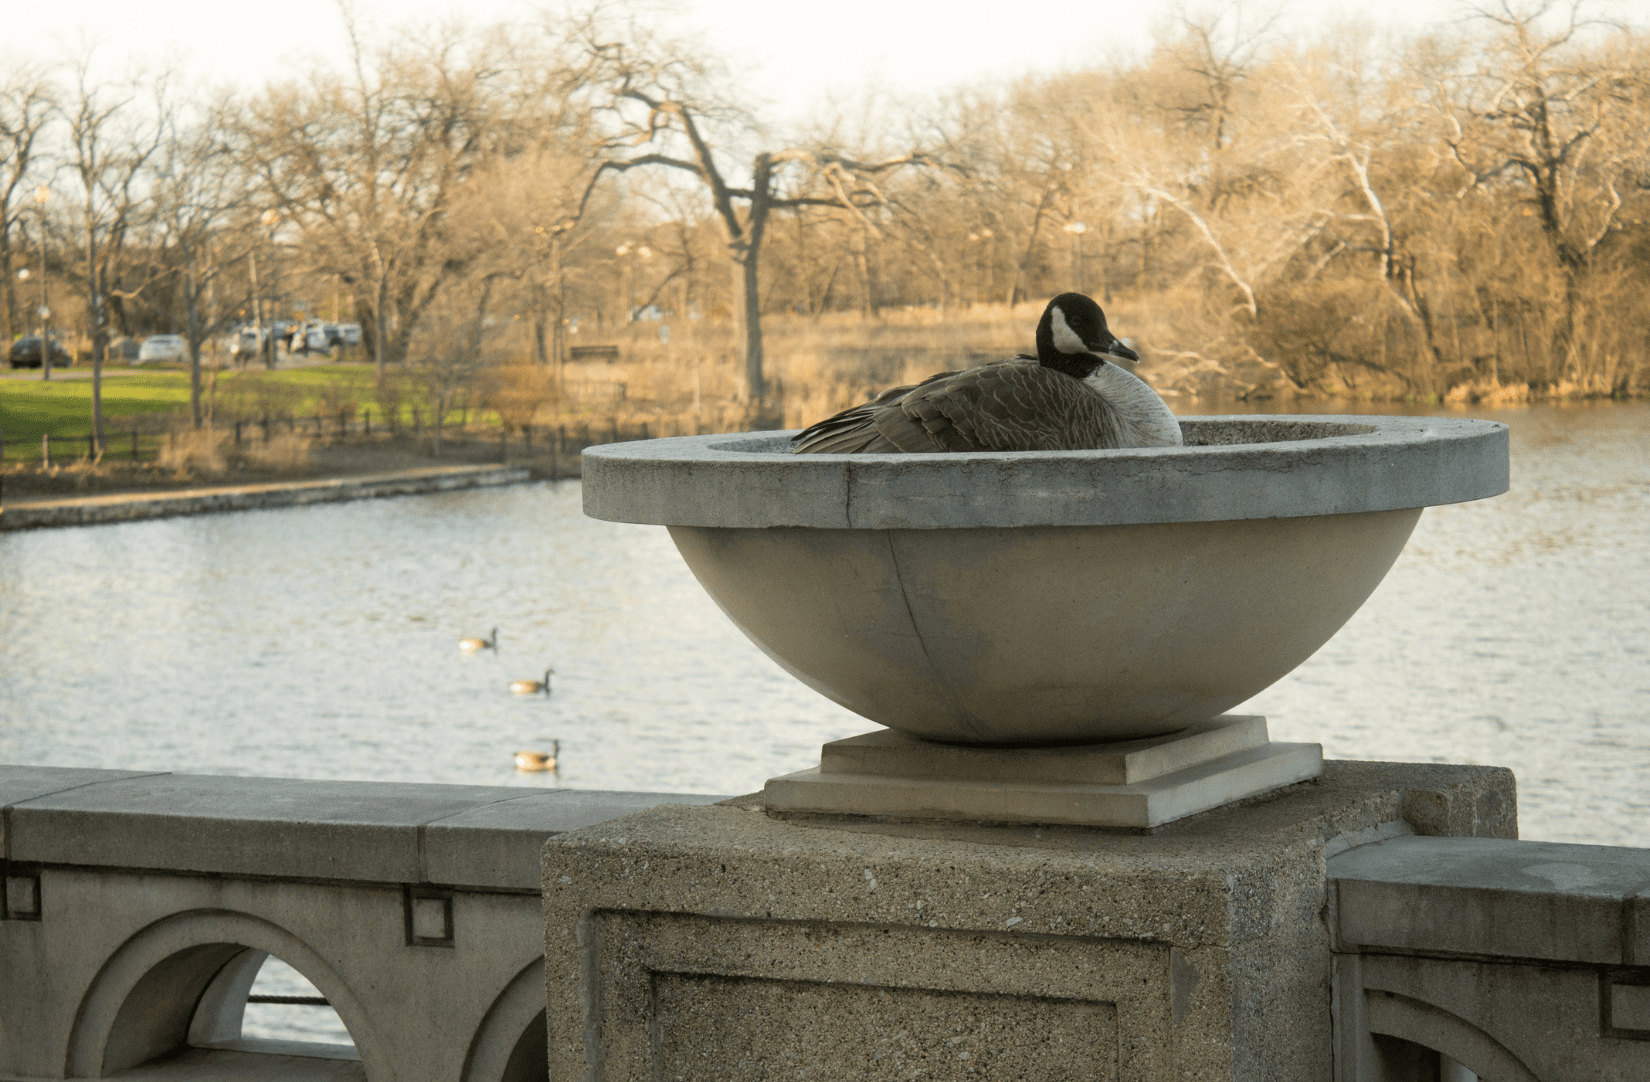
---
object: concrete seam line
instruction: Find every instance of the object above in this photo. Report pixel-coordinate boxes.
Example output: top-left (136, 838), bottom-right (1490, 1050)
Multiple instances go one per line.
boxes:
top-left (3, 771), bottom-right (174, 823)
top-left (419, 789), bottom-right (572, 830)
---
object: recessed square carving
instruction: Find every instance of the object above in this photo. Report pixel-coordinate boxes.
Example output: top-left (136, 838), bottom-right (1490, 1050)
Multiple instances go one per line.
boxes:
top-left (651, 971), bottom-right (1118, 1080)
top-left (4, 873), bottom-right (40, 921)
top-left (1604, 974), bottom-right (1650, 1040)
top-left (404, 889), bottom-right (453, 946)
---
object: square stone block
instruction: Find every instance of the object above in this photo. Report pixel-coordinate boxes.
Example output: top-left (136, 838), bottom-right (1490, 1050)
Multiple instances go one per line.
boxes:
top-left (821, 715), bottom-right (1270, 786)
top-left (544, 761), bottom-right (1519, 1082)
top-left (767, 716), bottom-right (1322, 829)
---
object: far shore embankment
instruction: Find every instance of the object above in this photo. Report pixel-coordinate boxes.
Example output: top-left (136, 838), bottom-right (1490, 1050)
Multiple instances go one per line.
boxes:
top-left (0, 463), bottom-right (534, 531)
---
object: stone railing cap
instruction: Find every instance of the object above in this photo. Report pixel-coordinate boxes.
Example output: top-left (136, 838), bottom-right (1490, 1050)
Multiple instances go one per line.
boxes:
top-left (1329, 835), bottom-right (1650, 965)
top-left (1, 765), bottom-right (730, 890)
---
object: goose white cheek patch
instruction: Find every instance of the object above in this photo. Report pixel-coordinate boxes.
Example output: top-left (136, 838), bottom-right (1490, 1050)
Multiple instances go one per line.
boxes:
top-left (1050, 306), bottom-right (1089, 354)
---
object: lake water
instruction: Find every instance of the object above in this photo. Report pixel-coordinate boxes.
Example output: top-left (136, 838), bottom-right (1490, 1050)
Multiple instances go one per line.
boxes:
top-left (2, 402), bottom-right (1646, 843)
top-left (3, 402), bottom-right (1648, 1041)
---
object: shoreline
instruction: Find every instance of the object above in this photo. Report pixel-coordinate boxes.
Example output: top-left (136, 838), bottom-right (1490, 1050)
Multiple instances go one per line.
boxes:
top-left (0, 463), bottom-right (535, 532)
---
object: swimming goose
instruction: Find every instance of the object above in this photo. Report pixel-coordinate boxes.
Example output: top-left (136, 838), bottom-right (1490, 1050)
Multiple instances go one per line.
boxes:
top-left (514, 740), bottom-right (560, 772)
top-left (790, 293), bottom-right (1182, 453)
top-left (460, 628), bottom-right (498, 653)
top-left (510, 669), bottom-right (553, 696)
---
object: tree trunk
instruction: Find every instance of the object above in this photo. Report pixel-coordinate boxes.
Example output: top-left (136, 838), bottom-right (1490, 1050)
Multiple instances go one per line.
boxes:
top-left (0, 244), bottom-right (16, 344)
top-left (187, 264), bottom-right (203, 429)
top-left (374, 272), bottom-right (390, 380)
top-left (550, 240), bottom-right (567, 370)
top-left (86, 219), bottom-right (104, 448)
top-left (732, 254), bottom-right (764, 409)
top-left (1008, 192), bottom-right (1053, 308)
top-left (731, 154), bottom-right (776, 422)
top-left (532, 300), bottom-right (549, 367)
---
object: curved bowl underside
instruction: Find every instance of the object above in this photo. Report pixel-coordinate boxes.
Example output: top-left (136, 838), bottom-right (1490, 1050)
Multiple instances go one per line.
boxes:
top-left (670, 510), bottom-right (1421, 745)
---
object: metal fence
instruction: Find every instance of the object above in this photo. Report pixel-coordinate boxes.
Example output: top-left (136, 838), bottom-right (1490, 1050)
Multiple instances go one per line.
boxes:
top-left (0, 412), bottom-right (682, 479)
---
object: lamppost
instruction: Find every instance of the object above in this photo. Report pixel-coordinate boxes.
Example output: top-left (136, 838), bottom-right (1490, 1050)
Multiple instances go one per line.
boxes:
top-left (1062, 221), bottom-right (1087, 295)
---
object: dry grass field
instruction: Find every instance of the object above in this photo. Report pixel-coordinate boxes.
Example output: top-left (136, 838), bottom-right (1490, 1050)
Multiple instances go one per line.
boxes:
top-left (539, 298), bottom-right (1250, 436)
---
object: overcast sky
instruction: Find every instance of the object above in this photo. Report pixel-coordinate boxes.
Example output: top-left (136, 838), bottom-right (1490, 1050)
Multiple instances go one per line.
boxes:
top-left (9, 0), bottom-right (1576, 126)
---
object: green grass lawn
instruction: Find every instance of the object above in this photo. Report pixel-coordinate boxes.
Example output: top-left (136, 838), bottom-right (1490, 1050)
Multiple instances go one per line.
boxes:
top-left (0, 365), bottom-right (394, 445)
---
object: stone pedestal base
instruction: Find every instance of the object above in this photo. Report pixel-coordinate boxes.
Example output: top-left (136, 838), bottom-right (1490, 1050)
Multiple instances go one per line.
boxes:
top-left (765, 715), bottom-right (1323, 829)
top-left (543, 761), bottom-right (1517, 1082)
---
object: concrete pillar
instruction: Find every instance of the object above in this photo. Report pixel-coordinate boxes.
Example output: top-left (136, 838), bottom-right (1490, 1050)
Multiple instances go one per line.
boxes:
top-left (542, 760), bottom-right (1515, 1080)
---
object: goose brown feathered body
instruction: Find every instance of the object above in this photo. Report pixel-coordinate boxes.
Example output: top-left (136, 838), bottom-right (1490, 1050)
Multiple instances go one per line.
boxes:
top-left (792, 293), bottom-right (1181, 454)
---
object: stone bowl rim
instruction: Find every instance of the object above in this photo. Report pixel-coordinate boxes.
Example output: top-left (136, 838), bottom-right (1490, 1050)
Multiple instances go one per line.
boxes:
top-left (581, 413), bottom-right (1509, 530)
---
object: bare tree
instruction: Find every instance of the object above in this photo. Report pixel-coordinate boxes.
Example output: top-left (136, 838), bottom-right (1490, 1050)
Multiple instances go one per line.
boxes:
top-left (453, 133), bottom-right (613, 373)
top-left (151, 98), bottom-right (259, 427)
top-left (0, 66), bottom-right (55, 346)
top-left (1156, 2), bottom-right (1284, 152)
top-left (239, 18), bottom-right (516, 377)
top-left (1441, 0), bottom-right (1647, 376)
top-left (401, 278), bottom-right (503, 456)
top-left (61, 55), bottom-right (168, 447)
top-left (581, 25), bottom-right (932, 418)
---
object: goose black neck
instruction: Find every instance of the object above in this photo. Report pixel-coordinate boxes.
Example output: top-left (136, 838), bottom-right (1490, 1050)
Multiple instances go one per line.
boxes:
top-left (1033, 312), bottom-right (1104, 380)
top-left (1035, 338), bottom-right (1104, 380)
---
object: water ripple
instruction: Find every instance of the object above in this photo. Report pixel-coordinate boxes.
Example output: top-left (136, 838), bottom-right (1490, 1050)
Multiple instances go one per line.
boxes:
top-left (2, 402), bottom-right (1647, 848)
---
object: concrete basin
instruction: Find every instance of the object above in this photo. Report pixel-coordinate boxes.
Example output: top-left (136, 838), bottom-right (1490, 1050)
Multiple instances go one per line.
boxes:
top-left (583, 416), bottom-right (1508, 745)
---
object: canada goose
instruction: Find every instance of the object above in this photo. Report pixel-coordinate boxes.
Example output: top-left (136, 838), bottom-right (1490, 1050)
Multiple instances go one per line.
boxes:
top-left (791, 293), bottom-right (1182, 453)
top-left (509, 668), bottom-right (553, 696)
top-left (514, 740), bottom-right (560, 772)
top-left (459, 627), bottom-right (498, 653)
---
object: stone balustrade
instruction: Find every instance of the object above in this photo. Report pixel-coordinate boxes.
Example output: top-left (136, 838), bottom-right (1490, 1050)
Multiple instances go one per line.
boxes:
top-left (6, 761), bottom-right (1650, 1081)
top-left (0, 765), bottom-right (729, 1081)
top-left (1329, 834), bottom-right (1650, 1081)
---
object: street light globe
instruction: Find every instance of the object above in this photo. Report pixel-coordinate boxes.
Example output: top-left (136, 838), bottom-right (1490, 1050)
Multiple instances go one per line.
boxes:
top-left (32, 186), bottom-right (49, 205)
top-left (17, 268), bottom-right (29, 281)
top-left (1063, 222), bottom-right (1088, 235)
top-left (261, 209), bottom-right (280, 227)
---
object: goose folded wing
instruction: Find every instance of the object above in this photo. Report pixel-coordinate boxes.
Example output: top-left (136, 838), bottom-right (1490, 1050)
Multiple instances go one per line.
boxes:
top-left (890, 361), bottom-right (1106, 452)
top-left (791, 368), bottom-right (963, 452)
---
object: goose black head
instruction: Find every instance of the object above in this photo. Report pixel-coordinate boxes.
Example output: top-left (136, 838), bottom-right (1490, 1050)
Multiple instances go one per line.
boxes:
top-left (1035, 292), bottom-right (1138, 377)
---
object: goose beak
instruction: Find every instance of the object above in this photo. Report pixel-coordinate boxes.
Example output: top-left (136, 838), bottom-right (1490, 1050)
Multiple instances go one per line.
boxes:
top-left (1099, 336), bottom-right (1138, 363)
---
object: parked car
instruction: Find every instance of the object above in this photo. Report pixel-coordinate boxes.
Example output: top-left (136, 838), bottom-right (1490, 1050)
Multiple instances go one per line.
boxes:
top-left (338, 323), bottom-right (362, 346)
top-left (7, 336), bottom-right (73, 369)
top-left (227, 327), bottom-right (265, 361)
top-left (302, 325), bottom-right (332, 353)
top-left (108, 336), bottom-right (143, 364)
top-left (136, 334), bottom-right (187, 364)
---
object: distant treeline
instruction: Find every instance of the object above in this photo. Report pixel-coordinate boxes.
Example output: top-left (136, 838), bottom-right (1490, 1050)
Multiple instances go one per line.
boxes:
top-left (1, 0), bottom-right (1646, 431)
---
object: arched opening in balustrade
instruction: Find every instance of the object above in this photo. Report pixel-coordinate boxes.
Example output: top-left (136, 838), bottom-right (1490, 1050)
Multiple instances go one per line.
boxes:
top-left (191, 948), bottom-right (359, 1057)
top-left (462, 961), bottom-right (550, 1082)
top-left (237, 954), bottom-right (355, 1046)
top-left (1365, 989), bottom-right (1535, 1082)
top-left (1371, 1035), bottom-right (1483, 1081)
top-left (68, 911), bottom-right (382, 1080)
